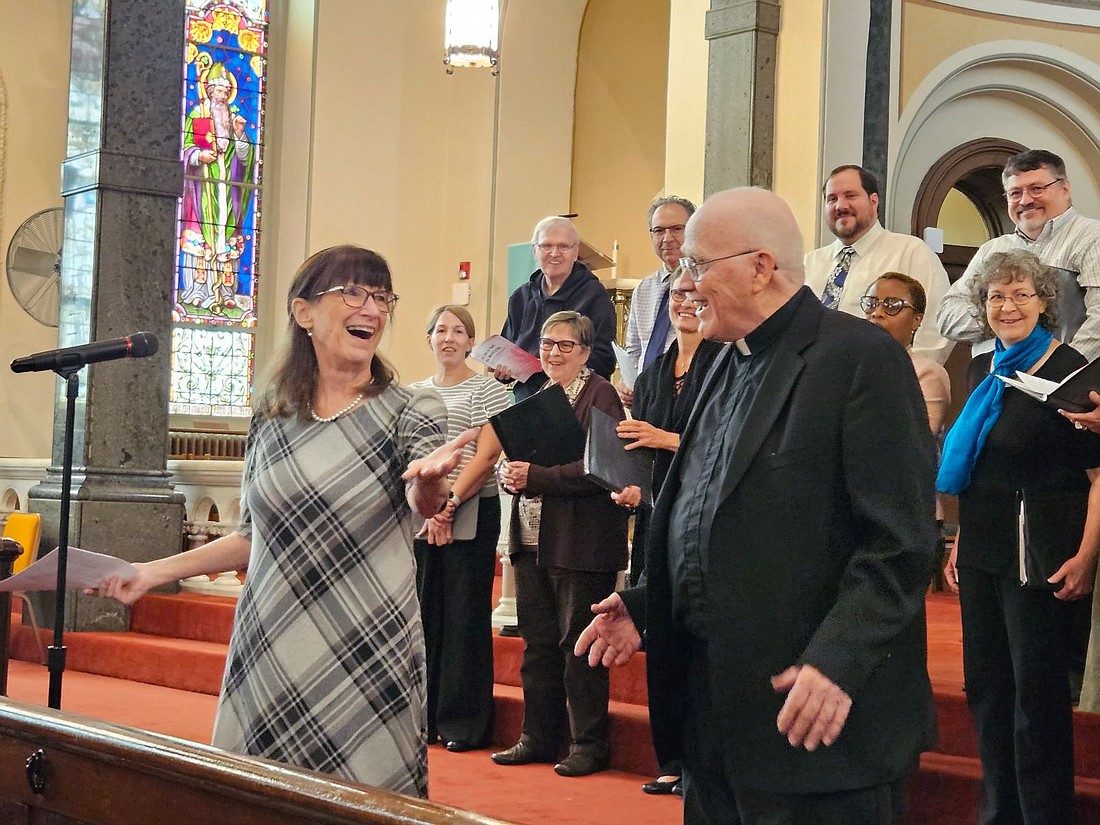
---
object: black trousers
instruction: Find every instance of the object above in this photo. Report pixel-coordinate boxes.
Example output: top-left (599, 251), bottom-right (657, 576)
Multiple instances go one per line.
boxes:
top-left (512, 552), bottom-right (617, 755)
top-left (681, 636), bottom-right (906, 825)
top-left (959, 567), bottom-right (1084, 825)
top-left (414, 494), bottom-right (500, 746)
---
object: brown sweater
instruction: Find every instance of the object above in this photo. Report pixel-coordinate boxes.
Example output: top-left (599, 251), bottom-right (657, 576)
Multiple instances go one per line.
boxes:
top-left (508, 373), bottom-right (629, 572)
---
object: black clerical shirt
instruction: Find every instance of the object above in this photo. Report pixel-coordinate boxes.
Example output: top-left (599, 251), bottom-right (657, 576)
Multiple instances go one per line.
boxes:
top-left (664, 289), bottom-right (806, 637)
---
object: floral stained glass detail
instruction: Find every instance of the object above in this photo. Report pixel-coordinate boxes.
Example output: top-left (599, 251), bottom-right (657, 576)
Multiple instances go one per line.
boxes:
top-left (171, 327), bottom-right (254, 418)
top-left (172, 0), bottom-right (268, 417)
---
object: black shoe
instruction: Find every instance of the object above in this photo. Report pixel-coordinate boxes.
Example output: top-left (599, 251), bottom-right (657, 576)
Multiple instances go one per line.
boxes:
top-left (553, 749), bottom-right (609, 777)
top-left (498, 624), bottom-right (521, 637)
top-left (642, 777), bottom-right (680, 795)
top-left (445, 739), bottom-right (479, 753)
top-left (672, 780), bottom-right (684, 797)
top-left (491, 740), bottom-right (555, 766)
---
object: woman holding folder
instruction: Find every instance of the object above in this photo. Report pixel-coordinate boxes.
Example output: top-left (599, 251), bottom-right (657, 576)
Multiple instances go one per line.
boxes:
top-left (492, 310), bottom-right (628, 777)
top-left (938, 249), bottom-right (1100, 824)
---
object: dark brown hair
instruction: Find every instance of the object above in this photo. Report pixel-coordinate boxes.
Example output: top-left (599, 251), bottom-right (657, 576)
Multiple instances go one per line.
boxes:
top-left (259, 245), bottom-right (398, 420)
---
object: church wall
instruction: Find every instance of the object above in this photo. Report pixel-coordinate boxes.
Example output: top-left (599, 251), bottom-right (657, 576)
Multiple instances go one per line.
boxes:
top-left (899, 0), bottom-right (1100, 115)
top-left (0, 1), bottom-right (72, 458)
top-left (664, 0), bottom-right (708, 206)
top-left (773, 0), bottom-right (827, 250)
top-left (570, 0), bottom-right (670, 284)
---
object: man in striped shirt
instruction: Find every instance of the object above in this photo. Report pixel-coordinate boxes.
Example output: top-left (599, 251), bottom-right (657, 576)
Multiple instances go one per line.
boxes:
top-left (938, 149), bottom-right (1100, 361)
top-left (617, 196), bottom-right (696, 407)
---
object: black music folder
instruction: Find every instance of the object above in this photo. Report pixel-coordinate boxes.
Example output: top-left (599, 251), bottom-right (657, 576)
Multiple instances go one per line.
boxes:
top-left (1017, 488), bottom-right (1087, 589)
top-left (583, 407), bottom-right (654, 497)
top-left (998, 358), bottom-right (1100, 414)
top-left (489, 383), bottom-right (585, 467)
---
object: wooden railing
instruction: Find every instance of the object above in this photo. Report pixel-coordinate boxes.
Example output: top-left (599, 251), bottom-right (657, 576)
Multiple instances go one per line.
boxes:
top-left (0, 701), bottom-right (513, 825)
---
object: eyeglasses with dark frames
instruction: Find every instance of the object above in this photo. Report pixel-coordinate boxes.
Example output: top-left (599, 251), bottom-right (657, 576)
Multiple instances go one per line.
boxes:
top-left (649, 224), bottom-right (686, 237)
top-left (678, 249), bottom-right (760, 283)
top-left (859, 296), bottom-right (917, 316)
top-left (538, 337), bottom-right (579, 353)
top-left (315, 284), bottom-right (400, 312)
top-left (1004, 179), bottom-right (1064, 202)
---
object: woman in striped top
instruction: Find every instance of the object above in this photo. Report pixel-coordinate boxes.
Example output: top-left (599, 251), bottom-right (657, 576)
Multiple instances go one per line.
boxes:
top-left (412, 305), bottom-right (511, 753)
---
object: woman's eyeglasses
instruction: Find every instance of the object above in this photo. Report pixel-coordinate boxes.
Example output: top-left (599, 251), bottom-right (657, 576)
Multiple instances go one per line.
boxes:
top-left (984, 291), bottom-right (1038, 309)
top-left (859, 296), bottom-right (916, 316)
top-left (316, 285), bottom-right (400, 312)
top-left (538, 337), bottom-right (578, 353)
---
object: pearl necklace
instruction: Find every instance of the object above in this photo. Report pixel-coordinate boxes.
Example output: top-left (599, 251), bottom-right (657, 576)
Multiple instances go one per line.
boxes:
top-left (310, 393), bottom-right (364, 423)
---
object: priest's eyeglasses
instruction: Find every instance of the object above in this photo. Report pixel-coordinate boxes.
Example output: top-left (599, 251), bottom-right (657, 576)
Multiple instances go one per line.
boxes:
top-left (1004, 179), bottom-right (1064, 202)
top-left (538, 337), bottom-right (578, 353)
top-left (678, 249), bottom-right (760, 283)
top-left (858, 296), bottom-right (916, 316)
top-left (985, 291), bottom-right (1038, 308)
top-left (315, 285), bottom-right (400, 312)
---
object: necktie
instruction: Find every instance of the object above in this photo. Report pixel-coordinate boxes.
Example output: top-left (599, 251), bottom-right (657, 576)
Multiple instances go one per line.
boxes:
top-left (642, 286), bottom-right (672, 370)
top-left (821, 246), bottom-right (854, 309)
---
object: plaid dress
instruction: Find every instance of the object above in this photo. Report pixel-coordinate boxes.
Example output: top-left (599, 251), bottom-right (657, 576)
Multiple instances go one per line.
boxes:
top-left (211, 385), bottom-right (446, 798)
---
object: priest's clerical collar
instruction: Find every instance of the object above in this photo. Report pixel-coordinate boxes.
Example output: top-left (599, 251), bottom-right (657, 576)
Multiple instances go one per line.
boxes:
top-left (732, 287), bottom-right (806, 358)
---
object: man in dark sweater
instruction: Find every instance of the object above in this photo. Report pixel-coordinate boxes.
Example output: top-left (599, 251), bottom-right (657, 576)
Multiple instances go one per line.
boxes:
top-left (496, 216), bottom-right (617, 401)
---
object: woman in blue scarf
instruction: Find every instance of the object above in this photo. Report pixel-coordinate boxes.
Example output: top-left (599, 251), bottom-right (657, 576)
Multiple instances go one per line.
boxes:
top-left (938, 249), bottom-right (1100, 824)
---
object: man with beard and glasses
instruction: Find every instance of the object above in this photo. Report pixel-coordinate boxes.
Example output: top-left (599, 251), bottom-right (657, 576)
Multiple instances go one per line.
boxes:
top-left (804, 165), bottom-right (953, 365)
top-left (939, 149), bottom-right (1100, 363)
top-left (179, 62), bottom-right (257, 315)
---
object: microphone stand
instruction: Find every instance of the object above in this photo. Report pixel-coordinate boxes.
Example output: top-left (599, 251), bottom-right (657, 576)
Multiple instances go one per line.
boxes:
top-left (46, 367), bottom-right (80, 710)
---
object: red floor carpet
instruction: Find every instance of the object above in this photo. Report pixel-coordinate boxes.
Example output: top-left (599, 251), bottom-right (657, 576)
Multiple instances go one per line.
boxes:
top-left (3, 592), bottom-right (1100, 823)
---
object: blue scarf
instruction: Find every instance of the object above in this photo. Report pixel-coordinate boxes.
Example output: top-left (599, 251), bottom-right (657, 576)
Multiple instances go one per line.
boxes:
top-left (936, 325), bottom-right (1053, 495)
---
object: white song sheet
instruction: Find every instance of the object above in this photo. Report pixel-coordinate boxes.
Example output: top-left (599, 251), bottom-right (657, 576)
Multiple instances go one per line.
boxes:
top-left (0, 546), bottom-right (138, 592)
top-left (470, 336), bottom-right (542, 382)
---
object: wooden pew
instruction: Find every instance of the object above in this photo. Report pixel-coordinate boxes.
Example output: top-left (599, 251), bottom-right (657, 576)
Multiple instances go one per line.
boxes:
top-left (0, 701), bottom-right (511, 825)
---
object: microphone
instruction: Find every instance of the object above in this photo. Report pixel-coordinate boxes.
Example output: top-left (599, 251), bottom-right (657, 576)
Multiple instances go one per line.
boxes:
top-left (11, 331), bottom-right (159, 374)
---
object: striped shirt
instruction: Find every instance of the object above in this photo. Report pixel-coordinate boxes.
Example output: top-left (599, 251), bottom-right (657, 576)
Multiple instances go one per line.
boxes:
top-left (624, 267), bottom-right (677, 372)
top-left (410, 373), bottom-right (511, 494)
top-left (938, 207), bottom-right (1100, 360)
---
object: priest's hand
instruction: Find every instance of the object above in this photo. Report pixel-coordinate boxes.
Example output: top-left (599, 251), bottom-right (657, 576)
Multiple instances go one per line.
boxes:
top-left (574, 592), bottom-right (641, 668)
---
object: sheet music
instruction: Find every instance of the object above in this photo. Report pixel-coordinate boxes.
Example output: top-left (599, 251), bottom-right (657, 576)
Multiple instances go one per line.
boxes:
top-left (0, 546), bottom-right (138, 592)
top-left (470, 336), bottom-right (542, 382)
top-left (612, 342), bottom-right (638, 390)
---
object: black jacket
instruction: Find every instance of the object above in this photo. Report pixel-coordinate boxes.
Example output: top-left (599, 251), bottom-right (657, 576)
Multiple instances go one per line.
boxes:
top-left (500, 262), bottom-right (617, 401)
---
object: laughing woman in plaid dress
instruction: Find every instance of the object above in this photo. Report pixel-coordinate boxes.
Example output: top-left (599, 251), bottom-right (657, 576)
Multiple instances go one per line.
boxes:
top-left (92, 246), bottom-right (474, 798)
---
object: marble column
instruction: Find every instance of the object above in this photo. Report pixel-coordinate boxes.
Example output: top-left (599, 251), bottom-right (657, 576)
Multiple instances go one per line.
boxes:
top-left (27, 0), bottom-right (186, 632)
top-left (703, 0), bottom-right (781, 195)
top-left (862, 0), bottom-right (892, 206)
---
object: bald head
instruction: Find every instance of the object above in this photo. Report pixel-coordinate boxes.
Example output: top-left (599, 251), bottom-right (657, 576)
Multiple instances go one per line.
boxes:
top-left (692, 188), bottom-right (805, 283)
top-left (676, 188), bottom-right (806, 342)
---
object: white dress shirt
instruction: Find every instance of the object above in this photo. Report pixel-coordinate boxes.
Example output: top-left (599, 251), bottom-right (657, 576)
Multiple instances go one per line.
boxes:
top-left (937, 207), bottom-right (1100, 361)
top-left (804, 222), bottom-right (955, 364)
top-left (624, 267), bottom-right (677, 372)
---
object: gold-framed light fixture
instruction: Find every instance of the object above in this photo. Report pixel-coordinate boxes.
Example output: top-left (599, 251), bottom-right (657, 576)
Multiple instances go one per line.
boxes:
top-left (444, 0), bottom-right (500, 74)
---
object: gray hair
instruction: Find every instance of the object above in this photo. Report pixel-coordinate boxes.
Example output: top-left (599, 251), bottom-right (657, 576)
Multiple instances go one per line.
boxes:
top-left (541, 310), bottom-right (594, 349)
top-left (647, 195), bottom-right (696, 225)
top-left (531, 216), bottom-right (581, 246)
top-left (966, 250), bottom-right (1060, 338)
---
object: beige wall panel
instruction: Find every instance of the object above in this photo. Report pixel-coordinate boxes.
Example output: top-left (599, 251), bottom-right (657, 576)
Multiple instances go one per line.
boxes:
top-left (901, 0), bottom-right (1100, 114)
top-left (571, 0), bottom-right (670, 283)
top-left (0, 1), bottom-right (71, 458)
top-left (664, 0), bottom-right (708, 207)
top-left (774, 0), bottom-right (826, 255)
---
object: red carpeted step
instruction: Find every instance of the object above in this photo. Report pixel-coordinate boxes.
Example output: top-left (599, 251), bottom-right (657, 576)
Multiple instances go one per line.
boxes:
top-left (130, 592), bottom-right (237, 644)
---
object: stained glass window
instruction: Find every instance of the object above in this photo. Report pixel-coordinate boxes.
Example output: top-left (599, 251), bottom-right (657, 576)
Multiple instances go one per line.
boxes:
top-left (171, 0), bottom-right (267, 418)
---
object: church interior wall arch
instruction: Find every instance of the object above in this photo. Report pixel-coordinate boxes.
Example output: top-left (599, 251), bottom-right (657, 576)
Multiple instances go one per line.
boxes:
top-left (889, 42), bottom-right (1100, 238)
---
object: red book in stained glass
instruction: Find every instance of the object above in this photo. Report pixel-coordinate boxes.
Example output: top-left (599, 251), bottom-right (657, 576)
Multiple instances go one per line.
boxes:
top-left (190, 117), bottom-right (215, 151)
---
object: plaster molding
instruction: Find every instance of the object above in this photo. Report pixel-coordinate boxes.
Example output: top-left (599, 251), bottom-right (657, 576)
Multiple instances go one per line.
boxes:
top-left (927, 0), bottom-right (1100, 28)
top-left (888, 40), bottom-right (1100, 228)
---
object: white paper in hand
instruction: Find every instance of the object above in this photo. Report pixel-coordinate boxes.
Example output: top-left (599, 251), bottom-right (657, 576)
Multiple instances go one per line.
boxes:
top-left (470, 336), bottom-right (543, 382)
top-left (0, 546), bottom-right (138, 592)
top-left (613, 342), bottom-right (638, 390)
